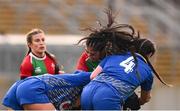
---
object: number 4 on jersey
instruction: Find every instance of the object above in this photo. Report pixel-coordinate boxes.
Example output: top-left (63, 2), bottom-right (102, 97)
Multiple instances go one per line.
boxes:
top-left (120, 56), bottom-right (135, 74)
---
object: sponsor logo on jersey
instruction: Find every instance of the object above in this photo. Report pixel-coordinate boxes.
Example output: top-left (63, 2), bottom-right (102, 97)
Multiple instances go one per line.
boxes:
top-left (35, 67), bottom-right (42, 74)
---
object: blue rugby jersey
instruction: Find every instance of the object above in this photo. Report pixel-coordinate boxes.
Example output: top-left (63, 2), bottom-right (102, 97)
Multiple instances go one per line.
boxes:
top-left (93, 52), bottom-right (153, 101)
top-left (34, 72), bottom-right (91, 109)
top-left (2, 71), bottom-right (91, 110)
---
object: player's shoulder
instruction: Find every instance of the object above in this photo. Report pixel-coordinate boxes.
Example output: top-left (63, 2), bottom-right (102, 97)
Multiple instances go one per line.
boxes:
top-left (81, 51), bottom-right (88, 58)
top-left (21, 54), bottom-right (31, 63)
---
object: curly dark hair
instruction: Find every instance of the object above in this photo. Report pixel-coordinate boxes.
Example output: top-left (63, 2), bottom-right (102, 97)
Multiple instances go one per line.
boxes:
top-left (78, 9), bottom-right (137, 56)
top-left (78, 9), bottom-right (171, 87)
top-left (133, 38), bottom-right (171, 86)
top-left (77, 9), bottom-right (140, 78)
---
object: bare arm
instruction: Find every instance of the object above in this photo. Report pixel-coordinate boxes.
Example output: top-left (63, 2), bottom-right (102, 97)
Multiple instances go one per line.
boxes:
top-left (139, 90), bottom-right (151, 105)
top-left (90, 65), bottom-right (103, 80)
top-left (23, 103), bottom-right (55, 110)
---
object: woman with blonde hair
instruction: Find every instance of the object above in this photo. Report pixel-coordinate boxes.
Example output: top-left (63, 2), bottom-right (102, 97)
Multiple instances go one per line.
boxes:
top-left (20, 28), bottom-right (61, 79)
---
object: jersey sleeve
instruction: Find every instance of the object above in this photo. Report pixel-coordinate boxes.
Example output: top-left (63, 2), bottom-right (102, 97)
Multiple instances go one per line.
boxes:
top-left (19, 56), bottom-right (33, 79)
top-left (76, 51), bottom-right (89, 71)
top-left (140, 71), bottom-right (154, 91)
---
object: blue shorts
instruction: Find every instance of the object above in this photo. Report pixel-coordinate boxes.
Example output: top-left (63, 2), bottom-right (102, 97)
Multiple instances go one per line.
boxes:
top-left (2, 78), bottom-right (50, 110)
top-left (81, 81), bottom-right (122, 110)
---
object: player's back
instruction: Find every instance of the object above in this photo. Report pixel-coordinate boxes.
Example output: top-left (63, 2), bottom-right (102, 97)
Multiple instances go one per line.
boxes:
top-left (95, 52), bottom-right (153, 90)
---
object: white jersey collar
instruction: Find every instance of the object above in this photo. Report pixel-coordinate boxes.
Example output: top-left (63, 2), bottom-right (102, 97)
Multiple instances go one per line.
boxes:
top-left (29, 52), bottom-right (46, 60)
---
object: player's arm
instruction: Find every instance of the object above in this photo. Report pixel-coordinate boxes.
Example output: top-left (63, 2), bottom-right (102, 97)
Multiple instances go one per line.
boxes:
top-left (20, 65), bottom-right (33, 79)
top-left (90, 56), bottom-right (109, 79)
top-left (139, 90), bottom-right (151, 105)
top-left (76, 52), bottom-right (88, 71)
top-left (23, 103), bottom-right (55, 110)
top-left (90, 65), bottom-right (102, 80)
top-left (139, 73), bottom-right (153, 105)
top-left (20, 57), bottom-right (33, 79)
